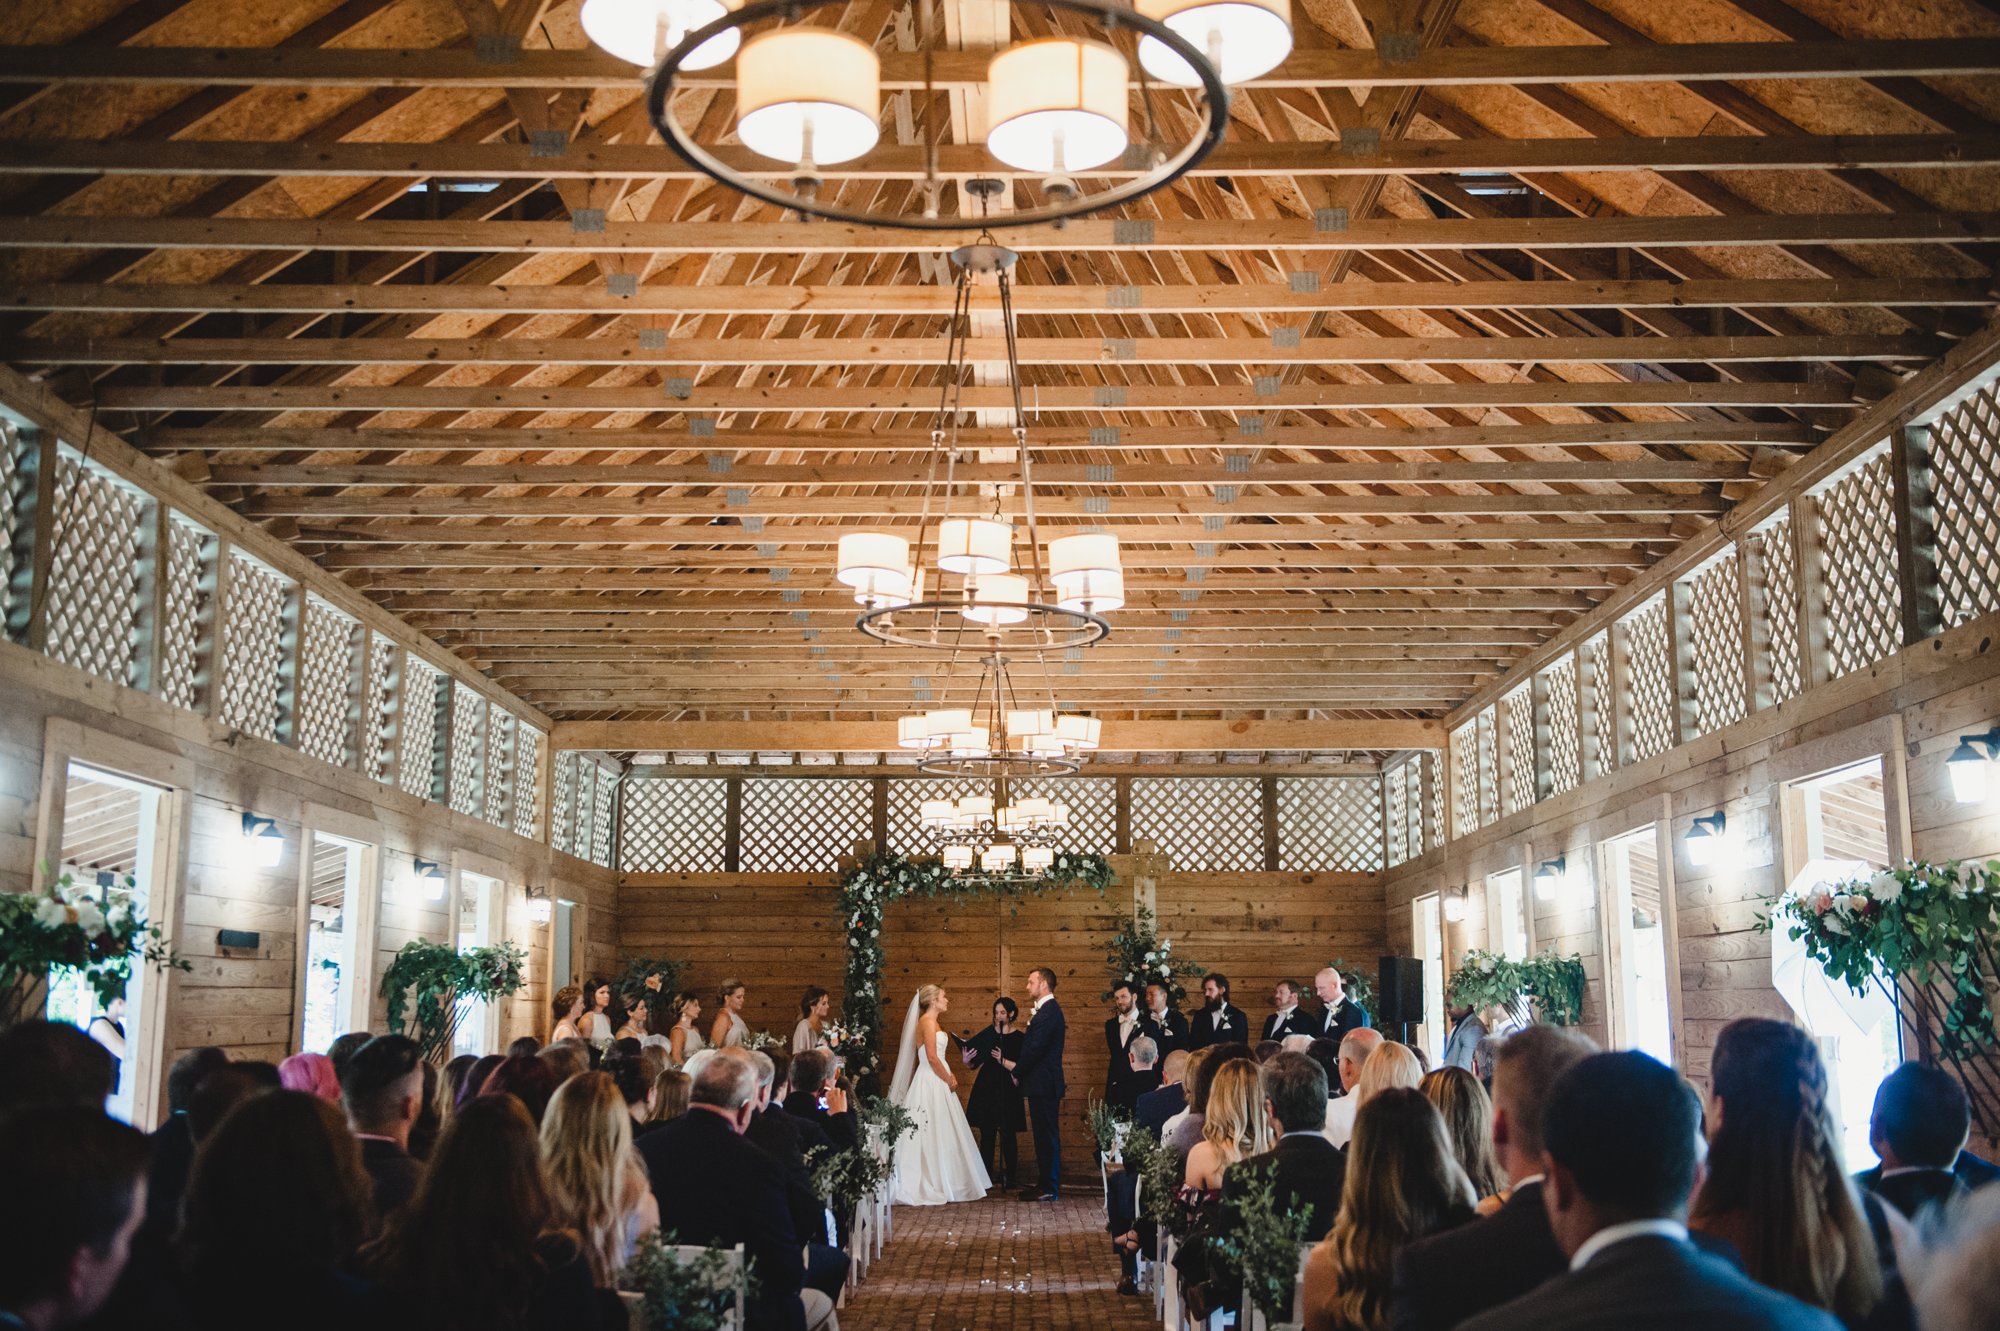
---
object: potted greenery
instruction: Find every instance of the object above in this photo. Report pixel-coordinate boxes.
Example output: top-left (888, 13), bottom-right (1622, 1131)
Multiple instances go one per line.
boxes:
top-left (1104, 904), bottom-right (1205, 1005)
top-left (0, 869), bottom-right (186, 1030)
top-left (621, 1231), bottom-right (754, 1331)
top-left (379, 938), bottom-right (526, 1062)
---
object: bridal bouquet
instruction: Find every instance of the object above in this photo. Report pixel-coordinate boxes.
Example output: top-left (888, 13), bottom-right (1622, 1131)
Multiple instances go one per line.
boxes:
top-left (0, 869), bottom-right (186, 1029)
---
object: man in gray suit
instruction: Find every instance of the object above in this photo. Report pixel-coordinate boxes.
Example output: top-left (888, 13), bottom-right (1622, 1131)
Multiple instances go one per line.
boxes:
top-left (1461, 1051), bottom-right (1840, 1331)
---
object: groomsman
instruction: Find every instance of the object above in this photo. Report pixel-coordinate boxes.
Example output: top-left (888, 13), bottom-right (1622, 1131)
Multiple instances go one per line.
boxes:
top-left (1141, 982), bottom-right (1190, 1056)
top-left (1187, 973), bottom-right (1250, 1050)
top-left (1261, 979), bottom-right (1316, 1043)
top-left (1103, 982), bottom-right (1147, 1111)
top-left (1312, 967), bottom-right (1371, 1045)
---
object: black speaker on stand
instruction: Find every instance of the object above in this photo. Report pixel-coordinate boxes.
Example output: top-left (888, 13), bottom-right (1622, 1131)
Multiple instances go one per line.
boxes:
top-left (1377, 956), bottom-right (1425, 1046)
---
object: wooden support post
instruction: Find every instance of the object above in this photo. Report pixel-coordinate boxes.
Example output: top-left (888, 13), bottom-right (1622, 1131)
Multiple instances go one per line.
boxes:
top-left (203, 538), bottom-right (233, 720)
top-left (1792, 496), bottom-right (1835, 689)
top-left (135, 495), bottom-right (167, 696)
top-left (1667, 576), bottom-right (1700, 744)
top-left (376, 635), bottom-right (404, 794)
top-left (22, 428), bottom-right (56, 653)
top-left (1114, 777), bottom-right (1132, 855)
top-left (1260, 776), bottom-right (1280, 871)
top-left (277, 581), bottom-right (305, 747)
top-left (724, 776), bottom-right (743, 872)
top-left (1737, 535), bottom-right (1772, 715)
top-left (1890, 423), bottom-right (1944, 646)
top-left (870, 777), bottom-right (889, 851)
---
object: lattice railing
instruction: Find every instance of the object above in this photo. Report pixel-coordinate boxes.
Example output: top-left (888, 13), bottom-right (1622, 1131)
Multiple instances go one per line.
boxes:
top-left (398, 658), bottom-right (443, 800)
top-left (0, 422), bottom-right (19, 628)
top-left (362, 635), bottom-right (396, 782)
top-left (448, 682), bottom-right (487, 818)
top-left (44, 454), bottom-right (146, 688)
top-left (216, 551), bottom-right (289, 742)
top-left (1623, 596), bottom-right (1676, 764)
top-left (1499, 688), bottom-right (1535, 816)
top-left (1583, 632), bottom-right (1615, 774)
top-left (514, 724), bottom-right (545, 841)
top-left (552, 750), bottom-right (579, 855)
top-left (1818, 451), bottom-right (1904, 678)
top-left (156, 514), bottom-right (212, 712)
top-left (295, 596), bottom-right (357, 768)
top-left (1384, 766), bottom-right (1410, 867)
top-left (590, 767), bottom-right (617, 866)
top-left (620, 776), bottom-right (728, 872)
top-left (1755, 516), bottom-right (1806, 705)
top-left (1544, 655), bottom-right (1580, 797)
top-left (1132, 776), bottom-right (1262, 871)
top-left (741, 777), bottom-right (870, 872)
top-left (1277, 777), bottom-right (1384, 872)
top-left (1450, 721), bottom-right (1479, 839)
top-left (1423, 751), bottom-right (1443, 851)
top-left (1930, 384), bottom-right (2000, 629)
top-left (1475, 707), bottom-right (1498, 827)
top-left (1685, 552), bottom-right (1748, 737)
top-left (485, 709), bottom-right (517, 828)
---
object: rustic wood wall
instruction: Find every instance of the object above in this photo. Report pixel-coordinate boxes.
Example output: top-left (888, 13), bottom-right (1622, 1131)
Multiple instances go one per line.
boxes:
top-left (0, 643), bottom-right (618, 1125)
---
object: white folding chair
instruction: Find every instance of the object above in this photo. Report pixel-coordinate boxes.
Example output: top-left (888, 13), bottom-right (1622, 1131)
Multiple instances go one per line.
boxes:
top-left (622, 1243), bottom-right (746, 1331)
top-left (1160, 1233), bottom-right (1181, 1331)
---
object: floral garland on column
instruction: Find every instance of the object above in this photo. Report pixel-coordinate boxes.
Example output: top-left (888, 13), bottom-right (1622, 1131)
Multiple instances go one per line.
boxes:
top-left (1447, 947), bottom-right (1587, 1027)
top-left (1102, 904), bottom-right (1204, 1004)
top-left (835, 849), bottom-right (1114, 1082)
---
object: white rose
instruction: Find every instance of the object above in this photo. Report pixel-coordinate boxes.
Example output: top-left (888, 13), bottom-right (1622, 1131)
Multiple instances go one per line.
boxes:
top-left (1826, 917), bottom-right (1848, 935)
top-left (1869, 871), bottom-right (1903, 903)
top-left (73, 900), bottom-right (106, 936)
top-left (33, 896), bottom-right (67, 928)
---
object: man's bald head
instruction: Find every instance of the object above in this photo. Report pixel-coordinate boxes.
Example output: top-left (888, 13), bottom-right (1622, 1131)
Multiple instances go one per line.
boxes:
top-left (1336, 1026), bottom-right (1383, 1092)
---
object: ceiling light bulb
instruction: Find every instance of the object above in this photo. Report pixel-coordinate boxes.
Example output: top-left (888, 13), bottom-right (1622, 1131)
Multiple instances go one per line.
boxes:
top-left (735, 28), bottom-right (882, 166)
top-left (580, 0), bottom-right (741, 70)
top-left (1136, 0), bottom-right (1293, 87)
top-left (985, 38), bottom-right (1131, 174)
top-left (936, 517), bottom-right (1012, 576)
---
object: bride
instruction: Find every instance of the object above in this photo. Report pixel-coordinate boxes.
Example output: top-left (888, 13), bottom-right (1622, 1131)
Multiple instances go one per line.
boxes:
top-left (889, 985), bottom-right (993, 1205)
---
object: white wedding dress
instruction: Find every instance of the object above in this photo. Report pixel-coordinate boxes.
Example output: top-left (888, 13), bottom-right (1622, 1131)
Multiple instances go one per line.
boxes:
top-left (891, 1020), bottom-right (992, 1206)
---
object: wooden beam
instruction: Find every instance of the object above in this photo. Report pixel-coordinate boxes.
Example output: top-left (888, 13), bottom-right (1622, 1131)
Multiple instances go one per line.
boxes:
top-left (409, 610), bottom-right (1552, 630)
top-left (22, 333), bottom-right (1939, 368)
top-left (295, 519), bottom-right (1683, 545)
top-left (628, 761), bottom-right (1386, 777)
top-left (350, 568), bottom-right (1618, 593)
top-left (550, 718), bottom-right (1446, 751)
top-left (107, 381), bottom-right (1856, 413)
top-left (3, 133), bottom-right (1991, 181)
top-left (7, 212), bottom-right (1992, 255)
top-left (319, 544), bottom-right (1654, 569)
top-left (3, 39), bottom-right (1992, 89)
top-left (15, 278), bottom-right (1977, 318)
top-left (380, 588), bottom-right (1599, 612)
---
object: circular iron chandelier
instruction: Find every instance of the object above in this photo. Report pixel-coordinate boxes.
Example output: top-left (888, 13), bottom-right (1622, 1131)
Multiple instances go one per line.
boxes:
top-left (925, 773), bottom-right (1072, 874)
top-left (594, 0), bottom-right (1286, 230)
top-left (899, 649), bottom-right (1102, 779)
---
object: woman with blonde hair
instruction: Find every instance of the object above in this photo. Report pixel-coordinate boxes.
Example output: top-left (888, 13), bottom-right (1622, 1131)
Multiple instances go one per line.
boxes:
top-left (1183, 1059), bottom-right (1273, 1193)
top-left (709, 978), bottom-right (749, 1049)
top-left (641, 1067), bottom-right (690, 1133)
top-left (1301, 1088), bottom-right (1476, 1331)
top-left (539, 1070), bottom-right (659, 1288)
top-left (1354, 1040), bottom-right (1423, 1108)
top-left (1690, 1017), bottom-right (1884, 1327)
top-left (1419, 1066), bottom-right (1502, 1202)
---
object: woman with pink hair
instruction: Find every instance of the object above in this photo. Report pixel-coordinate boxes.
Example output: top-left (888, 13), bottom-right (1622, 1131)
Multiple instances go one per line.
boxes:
top-left (278, 1051), bottom-right (342, 1102)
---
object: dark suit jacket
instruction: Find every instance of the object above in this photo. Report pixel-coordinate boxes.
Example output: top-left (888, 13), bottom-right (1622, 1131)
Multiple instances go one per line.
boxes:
top-left (1105, 1015), bottom-right (1148, 1108)
top-left (1392, 1180), bottom-right (1565, 1331)
top-left (637, 1108), bottom-right (805, 1331)
top-left (1135, 1081), bottom-right (1187, 1139)
top-left (1017, 998), bottom-right (1066, 1099)
top-left (780, 1090), bottom-right (857, 1151)
top-left (1314, 998), bottom-right (1371, 1044)
top-left (1261, 1008), bottom-right (1316, 1043)
top-left (1459, 1236), bottom-right (1842, 1331)
top-left (357, 1137), bottom-right (425, 1227)
top-left (1858, 1166), bottom-right (1965, 1223)
top-left (745, 1104), bottom-right (829, 1245)
top-left (1222, 1132), bottom-right (1346, 1242)
top-left (1188, 1002), bottom-right (1250, 1049)
top-left (1143, 1006), bottom-right (1191, 1057)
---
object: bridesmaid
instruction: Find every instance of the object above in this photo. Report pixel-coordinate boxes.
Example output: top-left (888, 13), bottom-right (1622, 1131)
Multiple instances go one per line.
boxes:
top-left (709, 978), bottom-right (749, 1049)
top-left (793, 986), bottom-right (832, 1053)
top-left (963, 996), bottom-right (1026, 1189)
top-left (578, 978), bottom-right (620, 1057)
top-left (668, 991), bottom-right (706, 1067)
top-left (615, 995), bottom-right (651, 1042)
top-left (550, 985), bottom-right (584, 1043)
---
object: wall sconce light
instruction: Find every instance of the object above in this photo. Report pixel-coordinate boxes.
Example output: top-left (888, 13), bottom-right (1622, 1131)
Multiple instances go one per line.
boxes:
top-left (1946, 728), bottom-right (2000, 804)
top-left (238, 811), bottom-right (285, 870)
top-left (525, 885), bottom-right (554, 926)
top-left (1684, 811), bottom-right (1732, 868)
top-left (408, 858), bottom-right (446, 902)
top-left (1442, 887), bottom-right (1468, 924)
top-left (1533, 855), bottom-right (1568, 901)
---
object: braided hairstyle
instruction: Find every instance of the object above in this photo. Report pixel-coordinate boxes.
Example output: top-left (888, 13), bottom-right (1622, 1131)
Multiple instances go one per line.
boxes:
top-left (1691, 1017), bottom-right (1882, 1322)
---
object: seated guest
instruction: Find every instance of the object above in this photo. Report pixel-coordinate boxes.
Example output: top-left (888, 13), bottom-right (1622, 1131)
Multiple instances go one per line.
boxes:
top-left (637, 1050), bottom-right (834, 1331)
top-left (740, 1051), bottom-right (848, 1299)
top-left (509, 1035), bottom-right (543, 1059)
top-left (601, 1050), bottom-right (655, 1128)
top-left (1225, 1052), bottom-right (1346, 1241)
top-left (408, 1060), bottom-right (442, 1162)
top-left (1302, 1090), bottom-right (1476, 1331)
top-left (177, 1091), bottom-right (378, 1329)
top-left (327, 1031), bottom-right (373, 1083)
top-left (1189, 973), bottom-right (1250, 1050)
top-left (1283, 1034), bottom-right (1316, 1054)
top-left (1126, 1035), bottom-right (1164, 1104)
top-left (1854, 1062), bottom-right (1974, 1223)
top-left (481, 1053), bottom-right (562, 1124)
top-left (643, 1067), bottom-right (691, 1133)
top-left (1689, 1018), bottom-right (1883, 1328)
top-left (1313, 968), bottom-right (1372, 1045)
top-left (1143, 982), bottom-right (1190, 1056)
top-left (540, 1071), bottom-right (659, 1288)
top-left (1257, 1040), bottom-right (1284, 1064)
top-left (147, 1047), bottom-right (229, 1229)
top-left (1265, 979), bottom-right (1316, 1042)
top-left (539, 1039), bottom-right (590, 1087)
top-left (0, 1021), bottom-right (114, 1111)
top-left (1161, 1046), bottom-right (1211, 1154)
top-left (279, 1051), bottom-right (341, 1102)
top-left (639, 1041), bottom-right (669, 1087)
top-left (1391, 1025), bottom-right (1598, 1331)
top-left (1324, 1028), bottom-right (1384, 1148)
top-left (1169, 1045), bottom-right (1259, 1158)
top-left (0, 1106), bottom-right (150, 1331)
top-left (1421, 1067), bottom-right (1502, 1203)
top-left (1911, 1187), bottom-right (2000, 1331)
top-left (456, 1053), bottom-right (505, 1110)
top-left (365, 1094), bottom-right (615, 1331)
top-left (1441, 1002), bottom-right (1487, 1073)
top-left (782, 1048), bottom-right (855, 1150)
top-left (1458, 1052), bottom-right (1841, 1331)
top-left (1137, 1049), bottom-right (1192, 1137)
top-left (439, 1054), bottom-right (479, 1128)
top-left (1185, 1060), bottom-right (1272, 1194)
top-left (1305, 1037), bottom-right (1341, 1093)
top-left (186, 1064), bottom-right (278, 1144)
top-left (342, 1035), bottom-right (428, 1226)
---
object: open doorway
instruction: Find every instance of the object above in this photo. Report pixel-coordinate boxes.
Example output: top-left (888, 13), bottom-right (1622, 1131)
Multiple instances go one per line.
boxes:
top-left (47, 762), bottom-right (172, 1124)
top-left (1412, 893), bottom-right (1444, 1064)
top-left (1602, 826), bottom-right (1675, 1066)
top-left (452, 867), bottom-right (505, 1057)
top-left (300, 830), bottom-right (378, 1054)
top-left (1486, 867), bottom-right (1530, 960)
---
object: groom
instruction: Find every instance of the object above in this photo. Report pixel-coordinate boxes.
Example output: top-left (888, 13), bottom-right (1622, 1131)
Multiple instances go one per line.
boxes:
top-left (1004, 966), bottom-right (1066, 1201)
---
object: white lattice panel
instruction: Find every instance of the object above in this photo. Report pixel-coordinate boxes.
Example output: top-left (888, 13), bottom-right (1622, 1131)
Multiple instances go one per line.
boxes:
top-left (448, 682), bottom-right (487, 817)
top-left (1475, 708), bottom-right (1498, 827)
top-left (1131, 776), bottom-right (1263, 871)
top-left (1757, 517), bottom-right (1806, 705)
top-left (362, 636), bottom-right (396, 782)
top-left (1499, 689), bottom-right (1535, 816)
top-left (1933, 384), bottom-right (2000, 628)
top-left (1623, 597), bottom-right (1676, 763)
top-left (0, 422), bottom-right (22, 628)
top-left (741, 777), bottom-right (870, 872)
top-left (295, 596), bottom-right (356, 767)
top-left (553, 751), bottom-right (578, 854)
top-left (485, 710), bottom-right (517, 828)
top-left (1543, 655), bottom-right (1580, 796)
top-left (1685, 553), bottom-right (1747, 736)
top-left (45, 455), bottom-right (145, 687)
top-left (156, 515), bottom-right (211, 711)
top-left (1583, 633), bottom-right (1615, 772)
top-left (217, 551), bottom-right (288, 741)
top-left (1277, 777), bottom-right (1384, 872)
top-left (514, 725), bottom-right (545, 840)
top-left (1384, 766), bottom-right (1409, 867)
top-left (398, 659), bottom-right (443, 799)
top-left (620, 777), bottom-right (728, 871)
top-left (590, 765), bottom-right (616, 866)
top-left (1450, 722), bottom-right (1479, 839)
top-left (1818, 453), bottom-right (1903, 678)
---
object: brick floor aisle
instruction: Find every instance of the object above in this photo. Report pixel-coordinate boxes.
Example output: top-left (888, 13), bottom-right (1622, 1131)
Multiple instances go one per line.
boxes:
top-left (840, 1194), bottom-right (1162, 1331)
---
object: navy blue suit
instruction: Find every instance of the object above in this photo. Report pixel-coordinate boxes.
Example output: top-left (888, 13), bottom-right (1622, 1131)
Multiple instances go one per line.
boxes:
top-left (1016, 996), bottom-right (1067, 1196)
top-left (1459, 1235), bottom-right (1840, 1331)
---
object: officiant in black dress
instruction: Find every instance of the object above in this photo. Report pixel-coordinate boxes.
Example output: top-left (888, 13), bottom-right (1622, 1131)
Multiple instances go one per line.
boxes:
top-left (964, 996), bottom-right (1026, 1189)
